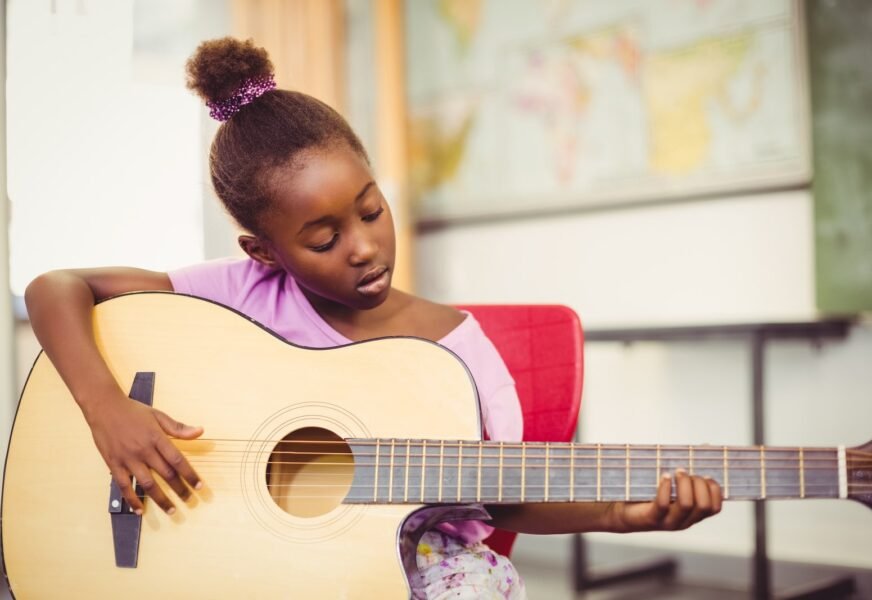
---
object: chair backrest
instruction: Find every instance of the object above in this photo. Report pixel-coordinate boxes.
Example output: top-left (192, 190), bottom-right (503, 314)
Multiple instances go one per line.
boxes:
top-left (456, 304), bottom-right (584, 557)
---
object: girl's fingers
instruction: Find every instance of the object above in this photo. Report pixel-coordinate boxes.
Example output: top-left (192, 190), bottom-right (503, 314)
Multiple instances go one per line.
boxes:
top-left (656, 473), bottom-right (672, 510)
top-left (651, 471), bottom-right (725, 531)
top-left (661, 470), bottom-right (694, 529)
top-left (156, 436), bottom-right (203, 492)
top-left (692, 475), bottom-right (713, 512)
top-left (641, 474), bottom-right (672, 527)
top-left (677, 475), bottom-right (713, 529)
top-left (130, 462), bottom-right (176, 515)
top-left (111, 466), bottom-right (143, 515)
top-left (146, 450), bottom-right (191, 502)
top-left (154, 409), bottom-right (204, 440)
top-left (675, 469), bottom-right (694, 510)
top-left (708, 478), bottom-right (723, 514)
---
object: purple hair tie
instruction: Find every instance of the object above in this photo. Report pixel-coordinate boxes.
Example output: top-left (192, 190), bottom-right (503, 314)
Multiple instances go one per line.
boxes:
top-left (207, 74), bottom-right (276, 122)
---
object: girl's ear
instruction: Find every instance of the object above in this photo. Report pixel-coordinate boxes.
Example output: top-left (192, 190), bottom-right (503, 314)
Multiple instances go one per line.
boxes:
top-left (238, 235), bottom-right (277, 267)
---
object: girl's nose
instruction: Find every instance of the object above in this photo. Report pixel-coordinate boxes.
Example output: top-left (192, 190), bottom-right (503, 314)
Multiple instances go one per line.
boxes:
top-left (348, 231), bottom-right (378, 265)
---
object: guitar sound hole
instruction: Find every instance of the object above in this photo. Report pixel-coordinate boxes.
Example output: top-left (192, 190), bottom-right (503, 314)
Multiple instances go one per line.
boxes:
top-left (265, 427), bottom-right (354, 518)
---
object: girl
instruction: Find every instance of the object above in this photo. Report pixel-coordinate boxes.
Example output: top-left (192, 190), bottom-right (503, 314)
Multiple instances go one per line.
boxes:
top-left (25, 38), bottom-right (721, 599)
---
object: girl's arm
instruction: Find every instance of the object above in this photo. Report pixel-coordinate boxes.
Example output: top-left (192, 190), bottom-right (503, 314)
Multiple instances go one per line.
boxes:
top-left (487, 470), bottom-right (722, 534)
top-left (25, 268), bottom-right (203, 515)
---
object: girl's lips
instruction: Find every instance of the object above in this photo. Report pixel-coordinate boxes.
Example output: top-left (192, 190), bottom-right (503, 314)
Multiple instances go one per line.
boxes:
top-left (356, 269), bottom-right (389, 296)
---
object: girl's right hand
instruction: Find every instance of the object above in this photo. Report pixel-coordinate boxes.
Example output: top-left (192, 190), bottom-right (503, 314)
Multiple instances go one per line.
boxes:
top-left (24, 267), bottom-right (198, 514)
top-left (83, 391), bottom-right (204, 515)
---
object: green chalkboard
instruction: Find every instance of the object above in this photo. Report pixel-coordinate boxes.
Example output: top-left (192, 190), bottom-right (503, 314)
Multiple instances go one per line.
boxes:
top-left (809, 0), bottom-right (872, 313)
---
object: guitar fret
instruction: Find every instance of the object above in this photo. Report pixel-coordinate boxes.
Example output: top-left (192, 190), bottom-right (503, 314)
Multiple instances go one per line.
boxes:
top-left (723, 445), bottom-right (730, 499)
top-left (456, 441), bottom-right (463, 502)
top-left (477, 441), bottom-right (483, 502)
top-left (838, 445), bottom-right (847, 499)
top-left (438, 440), bottom-right (444, 503)
top-left (596, 444), bottom-right (602, 502)
top-left (404, 440), bottom-right (410, 503)
top-left (799, 447), bottom-right (805, 498)
top-left (498, 442), bottom-right (504, 503)
top-left (804, 449), bottom-right (839, 498)
top-left (766, 447), bottom-right (802, 498)
top-left (388, 439), bottom-right (395, 503)
top-left (520, 445), bottom-right (527, 503)
top-left (624, 444), bottom-right (630, 501)
top-left (689, 445), bottom-right (694, 475)
top-left (569, 443), bottom-right (575, 502)
top-left (547, 444), bottom-right (571, 502)
top-left (420, 440), bottom-right (427, 502)
top-left (760, 445), bottom-right (766, 500)
top-left (545, 443), bottom-right (550, 502)
top-left (373, 439), bottom-right (380, 502)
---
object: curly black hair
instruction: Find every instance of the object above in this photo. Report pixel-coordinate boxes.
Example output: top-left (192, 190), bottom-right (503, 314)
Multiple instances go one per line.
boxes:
top-left (186, 37), bottom-right (368, 235)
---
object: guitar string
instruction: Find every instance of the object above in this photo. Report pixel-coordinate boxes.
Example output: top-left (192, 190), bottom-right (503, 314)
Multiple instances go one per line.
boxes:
top-left (189, 472), bottom-right (849, 486)
top-left (185, 458), bottom-right (850, 470)
top-left (218, 481), bottom-right (862, 489)
top-left (181, 438), bottom-right (872, 455)
top-left (186, 459), bottom-right (857, 468)
top-left (121, 483), bottom-right (871, 501)
top-left (186, 484), bottom-right (866, 496)
top-left (160, 482), bottom-right (863, 492)
top-left (181, 444), bottom-right (872, 462)
top-left (188, 476), bottom-right (869, 491)
top-left (173, 444), bottom-right (872, 464)
top-left (185, 460), bottom-right (863, 468)
top-left (175, 447), bottom-right (858, 462)
top-left (182, 449), bottom-right (852, 470)
top-left (182, 448), bottom-right (849, 463)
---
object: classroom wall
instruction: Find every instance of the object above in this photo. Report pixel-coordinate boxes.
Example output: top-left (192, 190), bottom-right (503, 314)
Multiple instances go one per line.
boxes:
top-left (0, 0), bottom-right (14, 487)
top-left (416, 188), bottom-right (872, 569)
top-left (395, 0), bottom-right (872, 570)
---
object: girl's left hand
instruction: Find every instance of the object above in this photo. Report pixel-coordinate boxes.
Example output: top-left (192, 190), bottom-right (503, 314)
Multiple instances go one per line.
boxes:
top-left (607, 469), bottom-right (723, 533)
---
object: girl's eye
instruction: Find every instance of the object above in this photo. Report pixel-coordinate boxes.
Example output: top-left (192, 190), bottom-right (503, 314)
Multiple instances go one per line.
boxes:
top-left (362, 207), bottom-right (384, 222)
top-left (310, 234), bottom-right (338, 253)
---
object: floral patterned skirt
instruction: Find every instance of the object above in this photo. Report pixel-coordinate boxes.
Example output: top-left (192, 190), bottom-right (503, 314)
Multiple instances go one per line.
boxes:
top-left (416, 531), bottom-right (527, 600)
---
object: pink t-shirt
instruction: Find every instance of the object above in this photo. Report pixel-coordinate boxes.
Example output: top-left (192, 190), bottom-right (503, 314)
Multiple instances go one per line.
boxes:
top-left (168, 258), bottom-right (522, 544)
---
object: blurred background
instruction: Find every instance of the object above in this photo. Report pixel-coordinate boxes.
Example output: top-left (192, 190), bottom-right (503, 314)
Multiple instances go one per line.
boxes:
top-left (1, 0), bottom-right (871, 598)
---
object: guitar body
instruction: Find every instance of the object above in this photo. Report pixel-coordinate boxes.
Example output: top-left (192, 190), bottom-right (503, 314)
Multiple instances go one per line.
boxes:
top-left (2, 293), bottom-right (485, 599)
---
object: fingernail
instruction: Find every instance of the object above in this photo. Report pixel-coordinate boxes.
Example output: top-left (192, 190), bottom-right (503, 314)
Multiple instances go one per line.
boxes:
top-left (167, 507), bottom-right (176, 515)
top-left (675, 468), bottom-right (687, 475)
top-left (195, 481), bottom-right (203, 490)
top-left (661, 473), bottom-right (671, 480)
top-left (134, 508), bottom-right (143, 516)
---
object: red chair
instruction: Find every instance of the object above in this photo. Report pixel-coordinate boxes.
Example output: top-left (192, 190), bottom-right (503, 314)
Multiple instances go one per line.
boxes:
top-left (456, 305), bottom-right (584, 557)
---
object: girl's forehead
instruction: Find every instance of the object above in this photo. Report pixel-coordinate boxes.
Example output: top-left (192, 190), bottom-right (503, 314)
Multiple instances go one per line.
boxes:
top-left (270, 146), bottom-right (374, 217)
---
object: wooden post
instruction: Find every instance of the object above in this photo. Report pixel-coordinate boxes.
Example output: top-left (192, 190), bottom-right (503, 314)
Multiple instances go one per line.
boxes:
top-left (373, 0), bottom-right (413, 292)
top-left (231, 0), bottom-right (346, 112)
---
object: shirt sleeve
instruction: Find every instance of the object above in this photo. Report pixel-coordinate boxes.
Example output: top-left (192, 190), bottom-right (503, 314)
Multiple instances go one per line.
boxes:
top-left (167, 258), bottom-right (246, 305)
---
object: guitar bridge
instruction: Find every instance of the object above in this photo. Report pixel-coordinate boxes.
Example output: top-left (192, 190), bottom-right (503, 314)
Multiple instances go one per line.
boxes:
top-left (107, 371), bottom-right (154, 568)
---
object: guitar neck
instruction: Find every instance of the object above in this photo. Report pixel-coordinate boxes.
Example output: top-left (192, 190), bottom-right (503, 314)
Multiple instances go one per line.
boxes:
top-left (345, 440), bottom-right (847, 505)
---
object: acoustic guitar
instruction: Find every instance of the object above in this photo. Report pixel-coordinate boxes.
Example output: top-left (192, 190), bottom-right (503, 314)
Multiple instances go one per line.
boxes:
top-left (2, 293), bottom-right (870, 598)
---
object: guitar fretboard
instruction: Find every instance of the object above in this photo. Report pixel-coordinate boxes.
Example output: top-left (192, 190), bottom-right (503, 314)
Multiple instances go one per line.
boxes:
top-left (344, 440), bottom-right (843, 505)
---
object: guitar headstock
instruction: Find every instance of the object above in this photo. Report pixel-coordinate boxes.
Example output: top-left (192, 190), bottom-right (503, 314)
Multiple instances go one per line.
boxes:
top-left (847, 439), bottom-right (872, 509)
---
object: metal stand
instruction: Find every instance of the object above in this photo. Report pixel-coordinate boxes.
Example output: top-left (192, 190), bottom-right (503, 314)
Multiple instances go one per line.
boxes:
top-left (577, 319), bottom-right (855, 599)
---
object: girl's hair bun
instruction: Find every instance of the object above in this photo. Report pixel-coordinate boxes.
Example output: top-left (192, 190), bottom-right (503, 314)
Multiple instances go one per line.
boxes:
top-left (185, 37), bottom-right (274, 104)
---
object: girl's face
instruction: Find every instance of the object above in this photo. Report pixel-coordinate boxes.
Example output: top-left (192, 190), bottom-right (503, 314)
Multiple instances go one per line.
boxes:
top-left (242, 143), bottom-right (396, 314)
